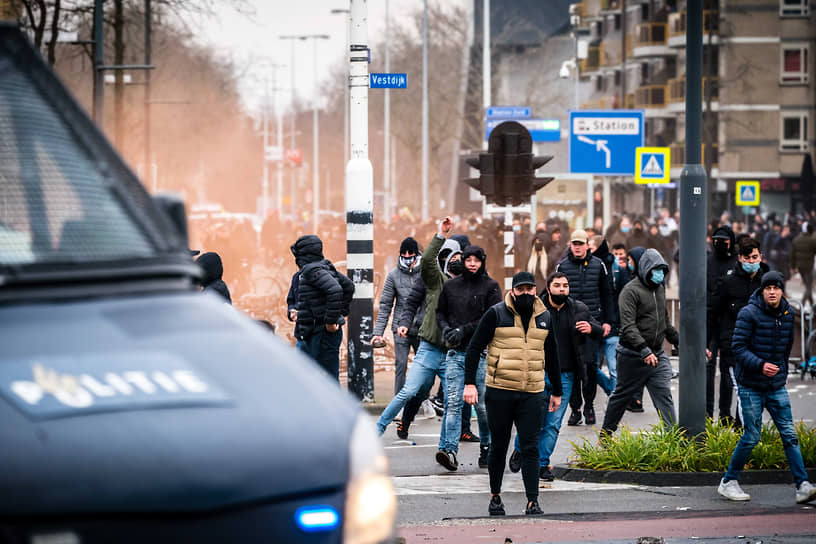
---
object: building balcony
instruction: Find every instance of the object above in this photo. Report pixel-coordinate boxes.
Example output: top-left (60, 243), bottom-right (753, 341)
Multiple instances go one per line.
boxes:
top-left (668, 10), bottom-right (719, 47)
top-left (600, 0), bottom-right (622, 12)
top-left (580, 95), bottom-right (618, 110)
top-left (631, 23), bottom-right (675, 58)
top-left (670, 142), bottom-right (719, 168)
top-left (668, 76), bottom-right (719, 111)
top-left (633, 84), bottom-right (674, 117)
top-left (580, 44), bottom-right (601, 74)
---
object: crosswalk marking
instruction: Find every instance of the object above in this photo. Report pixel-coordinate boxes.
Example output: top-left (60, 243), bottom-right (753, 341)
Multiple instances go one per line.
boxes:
top-left (392, 474), bottom-right (640, 496)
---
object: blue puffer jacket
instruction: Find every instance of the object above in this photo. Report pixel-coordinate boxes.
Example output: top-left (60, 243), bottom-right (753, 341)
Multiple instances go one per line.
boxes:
top-left (731, 291), bottom-right (794, 391)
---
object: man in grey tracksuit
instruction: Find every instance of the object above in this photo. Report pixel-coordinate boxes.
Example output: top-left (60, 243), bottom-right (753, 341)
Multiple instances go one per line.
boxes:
top-left (601, 248), bottom-right (679, 434)
top-left (372, 237), bottom-right (425, 393)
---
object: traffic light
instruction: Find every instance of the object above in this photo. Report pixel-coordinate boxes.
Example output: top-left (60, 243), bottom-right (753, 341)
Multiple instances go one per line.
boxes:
top-left (465, 121), bottom-right (554, 206)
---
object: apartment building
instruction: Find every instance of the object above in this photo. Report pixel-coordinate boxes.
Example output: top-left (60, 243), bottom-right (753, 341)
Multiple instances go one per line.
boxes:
top-left (574, 0), bottom-right (815, 218)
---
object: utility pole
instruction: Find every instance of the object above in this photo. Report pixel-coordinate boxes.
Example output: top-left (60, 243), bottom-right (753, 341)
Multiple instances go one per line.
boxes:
top-left (93, 0), bottom-right (103, 125)
top-left (679, 0), bottom-right (707, 436)
top-left (384, 0), bottom-right (391, 222)
top-left (331, 8), bottom-right (351, 167)
top-left (421, 0), bottom-right (429, 221)
top-left (346, 0), bottom-right (374, 401)
top-left (144, 0), bottom-right (152, 191)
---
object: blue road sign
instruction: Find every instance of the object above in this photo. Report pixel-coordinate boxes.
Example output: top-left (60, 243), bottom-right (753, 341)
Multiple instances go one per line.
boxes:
top-left (369, 73), bottom-right (407, 89)
top-left (485, 119), bottom-right (560, 142)
top-left (569, 110), bottom-right (644, 175)
top-left (486, 106), bottom-right (531, 119)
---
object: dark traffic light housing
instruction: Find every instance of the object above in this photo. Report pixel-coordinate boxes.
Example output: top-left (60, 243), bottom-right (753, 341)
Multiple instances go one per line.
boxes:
top-left (465, 121), bottom-right (554, 206)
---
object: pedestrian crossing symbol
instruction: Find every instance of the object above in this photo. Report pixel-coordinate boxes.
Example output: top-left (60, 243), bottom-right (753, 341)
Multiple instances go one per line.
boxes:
top-left (735, 180), bottom-right (760, 206)
top-left (635, 146), bottom-right (670, 184)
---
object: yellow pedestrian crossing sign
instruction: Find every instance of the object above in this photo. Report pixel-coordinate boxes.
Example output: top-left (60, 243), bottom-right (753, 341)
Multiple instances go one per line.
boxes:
top-left (635, 147), bottom-right (670, 184)
top-left (736, 180), bottom-right (760, 206)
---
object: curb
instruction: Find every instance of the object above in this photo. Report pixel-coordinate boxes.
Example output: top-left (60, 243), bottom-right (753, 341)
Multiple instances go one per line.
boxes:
top-left (552, 465), bottom-right (816, 486)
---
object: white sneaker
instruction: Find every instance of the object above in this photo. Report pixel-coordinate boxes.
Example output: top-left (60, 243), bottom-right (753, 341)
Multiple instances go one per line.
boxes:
top-left (718, 478), bottom-right (750, 501)
top-left (796, 481), bottom-right (816, 504)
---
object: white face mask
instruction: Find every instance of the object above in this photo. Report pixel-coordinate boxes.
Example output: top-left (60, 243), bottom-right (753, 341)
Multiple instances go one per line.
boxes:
top-left (399, 255), bottom-right (417, 268)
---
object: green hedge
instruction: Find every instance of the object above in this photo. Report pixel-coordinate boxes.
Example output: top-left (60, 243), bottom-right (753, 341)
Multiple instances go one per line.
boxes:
top-left (570, 419), bottom-right (816, 472)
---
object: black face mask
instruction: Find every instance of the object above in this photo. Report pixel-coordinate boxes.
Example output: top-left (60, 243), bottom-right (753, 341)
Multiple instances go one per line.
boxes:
top-left (713, 239), bottom-right (729, 256)
top-left (550, 293), bottom-right (569, 306)
top-left (513, 293), bottom-right (536, 314)
top-left (534, 241), bottom-right (544, 251)
top-left (447, 259), bottom-right (464, 276)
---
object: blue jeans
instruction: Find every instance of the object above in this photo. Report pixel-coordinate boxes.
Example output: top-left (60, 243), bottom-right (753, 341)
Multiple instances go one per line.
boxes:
top-left (298, 327), bottom-right (343, 380)
top-left (513, 371), bottom-right (575, 468)
top-left (596, 335), bottom-right (619, 396)
top-left (440, 350), bottom-right (490, 452)
top-left (376, 340), bottom-right (445, 435)
top-left (724, 385), bottom-right (809, 486)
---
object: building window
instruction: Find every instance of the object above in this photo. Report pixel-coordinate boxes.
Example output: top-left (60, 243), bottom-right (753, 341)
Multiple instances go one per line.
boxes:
top-left (780, 111), bottom-right (808, 151)
top-left (781, 44), bottom-right (809, 83)
top-left (780, 0), bottom-right (809, 16)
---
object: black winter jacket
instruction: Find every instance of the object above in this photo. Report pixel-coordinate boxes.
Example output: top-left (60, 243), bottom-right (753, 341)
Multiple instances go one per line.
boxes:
top-left (708, 261), bottom-right (769, 345)
top-left (295, 259), bottom-right (354, 340)
top-left (590, 239), bottom-right (624, 334)
top-left (197, 252), bottom-right (232, 304)
top-left (436, 246), bottom-right (502, 350)
top-left (732, 291), bottom-right (794, 391)
top-left (542, 295), bottom-right (603, 377)
top-left (555, 251), bottom-right (612, 324)
top-left (374, 257), bottom-right (425, 336)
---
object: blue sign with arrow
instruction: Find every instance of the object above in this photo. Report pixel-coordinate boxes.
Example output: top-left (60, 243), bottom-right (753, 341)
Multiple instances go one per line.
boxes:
top-left (569, 110), bottom-right (644, 175)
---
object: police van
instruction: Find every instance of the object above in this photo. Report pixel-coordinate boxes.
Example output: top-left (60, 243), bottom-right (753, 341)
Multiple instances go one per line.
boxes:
top-left (0, 23), bottom-right (395, 543)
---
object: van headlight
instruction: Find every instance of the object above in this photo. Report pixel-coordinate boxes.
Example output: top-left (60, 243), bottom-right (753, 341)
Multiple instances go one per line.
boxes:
top-left (343, 412), bottom-right (396, 544)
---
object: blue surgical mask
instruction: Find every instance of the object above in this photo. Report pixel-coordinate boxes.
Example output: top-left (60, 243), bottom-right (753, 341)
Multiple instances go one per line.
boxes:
top-left (742, 262), bottom-right (760, 274)
top-left (650, 269), bottom-right (665, 284)
top-left (513, 225), bottom-right (521, 232)
top-left (628, 263), bottom-right (635, 272)
top-left (621, 226), bottom-right (630, 233)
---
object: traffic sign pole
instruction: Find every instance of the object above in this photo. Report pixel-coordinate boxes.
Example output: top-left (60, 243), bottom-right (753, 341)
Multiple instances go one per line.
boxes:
top-left (678, 0), bottom-right (707, 436)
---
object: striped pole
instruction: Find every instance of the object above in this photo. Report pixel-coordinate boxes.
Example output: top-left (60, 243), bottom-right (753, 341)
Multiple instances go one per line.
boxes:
top-left (346, 0), bottom-right (374, 402)
top-left (503, 209), bottom-right (514, 291)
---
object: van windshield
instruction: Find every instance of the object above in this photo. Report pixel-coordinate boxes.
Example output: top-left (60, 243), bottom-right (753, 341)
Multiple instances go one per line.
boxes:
top-left (0, 63), bottom-right (156, 267)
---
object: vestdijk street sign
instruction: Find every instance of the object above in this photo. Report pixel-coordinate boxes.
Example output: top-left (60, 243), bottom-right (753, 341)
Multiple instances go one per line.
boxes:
top-left (486, 106), bottom-right (531, 119)
top-left (736, 180), bottom-right (760, 206)
top-left (485, 119), bottom-right (560, 142)
top-left (369, 73), bottom-right (407, 89)
top-left (569, 110), bottom-right (645, 175)
top-left (635, 146), bottom-right (670, 184)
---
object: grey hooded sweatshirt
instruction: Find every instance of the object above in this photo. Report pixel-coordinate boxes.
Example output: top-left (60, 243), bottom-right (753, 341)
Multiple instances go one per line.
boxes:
top-left (618, 248), bottom-right (679, 358)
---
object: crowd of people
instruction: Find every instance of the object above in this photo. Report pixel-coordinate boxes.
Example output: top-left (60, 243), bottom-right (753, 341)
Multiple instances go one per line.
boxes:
top-left (190, 205), bottom-right (816, 515)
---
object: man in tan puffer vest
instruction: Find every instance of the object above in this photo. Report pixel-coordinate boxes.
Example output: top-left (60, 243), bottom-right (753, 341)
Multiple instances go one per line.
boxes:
top-left (463, 271), bottom-right (561, 517)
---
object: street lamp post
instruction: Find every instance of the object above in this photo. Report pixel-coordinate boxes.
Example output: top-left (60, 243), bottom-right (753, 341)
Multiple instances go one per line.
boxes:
top-left (421, 0), bottom-right (429, 221)
top-left (331, 8), bottom-right (350, 168)
top-left (280, 34), bottom-right (329, 229)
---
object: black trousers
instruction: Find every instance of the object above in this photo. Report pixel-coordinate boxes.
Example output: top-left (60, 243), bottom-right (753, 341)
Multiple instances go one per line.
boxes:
top-left (706, 345), bottom-right (737, 420)
top-left (485, 387), bottom-right (543, 501)
top-left (569, 338), bottom-right (600, 412)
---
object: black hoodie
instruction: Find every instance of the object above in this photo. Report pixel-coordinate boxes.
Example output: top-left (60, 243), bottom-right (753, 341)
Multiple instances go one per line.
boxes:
top-left (435, 245), bottom-right (501, 349)
top-left (196, 252), bottom-right (232, 304)
top-left (290, 235), bottom-right (355, 340)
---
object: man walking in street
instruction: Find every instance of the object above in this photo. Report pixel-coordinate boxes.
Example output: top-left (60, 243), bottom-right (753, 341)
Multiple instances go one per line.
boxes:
top-left (708, 237), bottom-right (768, 425)
top-left (601, 248), bottom-right (679, 434)
top-left (435, 244), bottom-right (501, 471)
top-left (717, 271), bottom-right (816, 504)
top-left (790, 223), bottom-right (816, 309)
top-left (376, 217), bottom-right (463, 437)
top-left (372, 237), bottom-right (424, 394)
top-left (556, 229), bottom-right (613, 426)
top-left (707, 225), bottom-right (738, 413)
top-left (290, 235), bottom-right (355, 379)
top-left (507, 271), bottom-right (602, 481)
top-left (463, 271), bottom-right (561, 516)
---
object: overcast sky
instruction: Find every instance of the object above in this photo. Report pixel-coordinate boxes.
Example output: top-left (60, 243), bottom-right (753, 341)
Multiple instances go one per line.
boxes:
top-left (196, 0), bottom-right (467, 114)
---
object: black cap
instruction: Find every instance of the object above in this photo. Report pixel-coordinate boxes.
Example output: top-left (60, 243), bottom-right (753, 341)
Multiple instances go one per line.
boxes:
top-left (760, 271), bottom-right (785, 291)
top-left (512, 271), bottom-right (536, 288)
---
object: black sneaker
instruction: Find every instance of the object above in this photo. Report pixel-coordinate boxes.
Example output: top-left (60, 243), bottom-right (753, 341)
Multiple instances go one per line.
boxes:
top-left (508, 449), bottom-right (522, 473)
top-left (525, 499), bottom-right (543, 515)
top-left (435, 450), bottom-right (458, 471)
top-left (488, 495), bottom-right (505, 516)
top-left (626, 400), bottom-right (644, 413)
top-left (396, 420), bottom-right (409, 440)
top-left (539, 466), bottom-right (554, 481)
top-left (584, 406), bottom-right (596, 425)
top-left (567, 410), bottom-right (582, 426)
top-left (460, 430), bottom-right (480, 443)
top-left (478, 445), bottom-right (489, 469)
